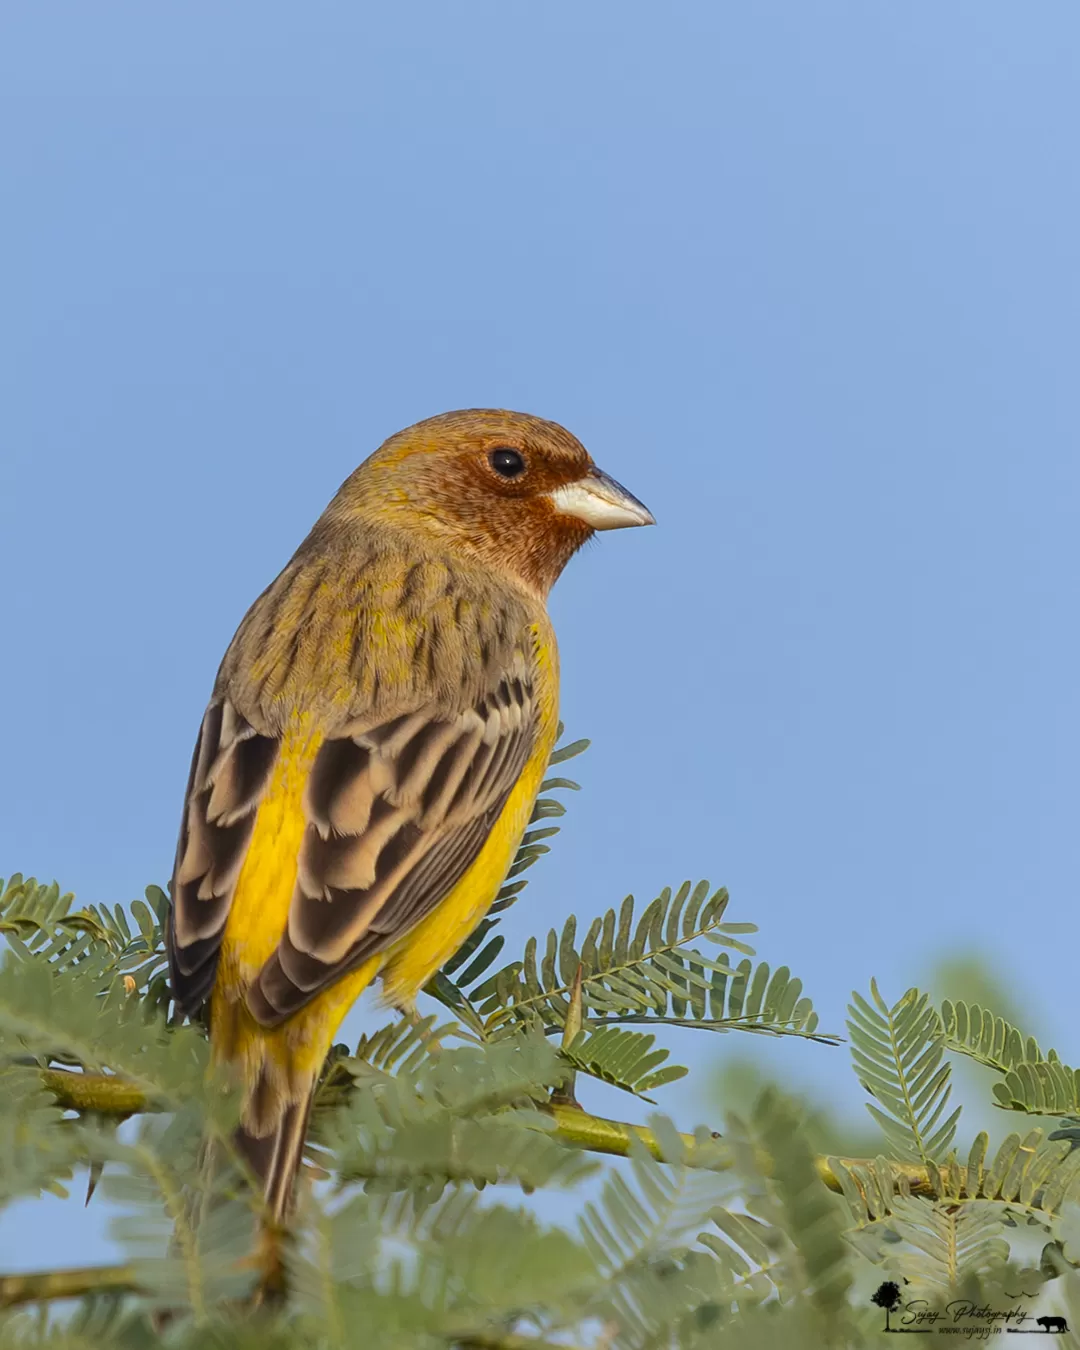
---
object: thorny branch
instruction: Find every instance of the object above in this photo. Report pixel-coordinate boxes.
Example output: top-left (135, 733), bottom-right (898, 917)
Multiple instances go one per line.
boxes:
top-left (0, 1066), bottom-right (956, 1309)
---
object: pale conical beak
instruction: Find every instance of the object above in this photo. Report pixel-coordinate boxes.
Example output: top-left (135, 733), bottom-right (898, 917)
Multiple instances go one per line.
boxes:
top-left (548, 467), bottom-right (655, 530)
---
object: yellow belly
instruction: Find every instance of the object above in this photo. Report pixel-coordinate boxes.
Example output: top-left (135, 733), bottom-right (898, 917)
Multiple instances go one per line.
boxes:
top-left (379, 714), bottom-right (555, 1005)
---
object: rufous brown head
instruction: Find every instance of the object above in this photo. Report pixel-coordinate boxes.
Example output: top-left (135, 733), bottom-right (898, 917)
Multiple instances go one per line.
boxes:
top-left (330, 409), bottom-right (654, 596)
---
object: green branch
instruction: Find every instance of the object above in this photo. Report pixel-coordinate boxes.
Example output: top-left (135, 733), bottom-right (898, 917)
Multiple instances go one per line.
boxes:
top-left (36, 1066), bottom-right (952, 1194)
top-left (548, 1103), bottom-right (716, 1161)
top-left (39, 1066), bottom-right (145, 1115)
top-left (0, 1263), bottom-right (586, 1350)
top-left (0, 1264), bottom-right (138, 1308)
top-left (548, 1104), bottom-right (948, 1196)
top-left (0, 1079), bottom-right (956, 1311)
top-left (0, 1264), bottom-right (586, 1350)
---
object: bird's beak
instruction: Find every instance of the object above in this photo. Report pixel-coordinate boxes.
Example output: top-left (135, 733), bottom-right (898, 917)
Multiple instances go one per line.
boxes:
top-left (548, 467), bottom-right (655, 530)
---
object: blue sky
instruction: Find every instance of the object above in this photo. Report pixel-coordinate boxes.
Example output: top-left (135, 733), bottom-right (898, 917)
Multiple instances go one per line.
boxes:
top-left (2, 2), bottom-right (1077, 1270)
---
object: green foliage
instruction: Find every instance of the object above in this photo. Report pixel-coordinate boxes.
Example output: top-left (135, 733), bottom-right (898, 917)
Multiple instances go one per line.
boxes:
top-left (832, 1124), bottom-right (1080, 1240)
top-left (579, 1137), bottom-right (743, 1346)
top-left (847, 980), bottom-right (960, 1168)
top-left (562, 1025), bottom-right (688, 1100)
top-left (0, 876), bottom-right (171, 1014)
top-left (0, 934), bottom-right (209, 1106)
top-left (2, 733), bottom-right (1079, 1347)
top-left (323, 1032), bottom-right (597, 1201)
top-left (942, 999), bottom-right (1080, 1117)
top-left (876, 1197), bottom-right (1010, 1290)
top-left (0, 1065), bottom-right (77, 1205)
top-left (99, 1110), bottom-right (260, 1313)
top-left (441, 882), bottom-right (830, 1076)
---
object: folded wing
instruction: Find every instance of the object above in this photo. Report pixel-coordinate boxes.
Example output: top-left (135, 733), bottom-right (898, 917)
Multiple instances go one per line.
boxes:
top-left (167, 700), bottom-right (280, 1013)
top-left (248, 669), bottom-right (535, 1024)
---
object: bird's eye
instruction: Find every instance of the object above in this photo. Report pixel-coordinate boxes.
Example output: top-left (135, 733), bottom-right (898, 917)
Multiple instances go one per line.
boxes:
top-left (489, 447), bottom-right (526, 479)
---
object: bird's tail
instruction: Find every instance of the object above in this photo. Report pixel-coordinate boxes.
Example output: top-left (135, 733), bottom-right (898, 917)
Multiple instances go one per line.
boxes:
top-left (208, 956), bottom-right (383, 1224)
top-left (208, 992), bottom-right (327, 1226)
top-left (232, 1084), bottom-right (316, 1225)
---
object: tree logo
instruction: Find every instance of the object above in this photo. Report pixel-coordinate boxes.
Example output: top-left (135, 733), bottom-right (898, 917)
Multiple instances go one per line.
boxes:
top-left (872, 1281), bottom-right (902, 1331)
top-left (869, 1281), bottom-right (935, 1334)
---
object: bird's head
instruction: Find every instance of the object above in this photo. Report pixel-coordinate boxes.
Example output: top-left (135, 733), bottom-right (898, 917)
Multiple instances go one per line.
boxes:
top-left (330, 408), bottom-right (654, 596)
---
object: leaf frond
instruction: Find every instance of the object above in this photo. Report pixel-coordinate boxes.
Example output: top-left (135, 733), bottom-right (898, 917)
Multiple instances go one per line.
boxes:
top-left (848, 981), bottom-right (959, 1167)
top-left (942, 1000), bottom-right (1080, 1119)
top-left (320, 1033), bottom-right (594, 1202)
top-left (464, 884), bottom-right (828, 1054)
top-left (561, 1026), bottom-right (688, 1101)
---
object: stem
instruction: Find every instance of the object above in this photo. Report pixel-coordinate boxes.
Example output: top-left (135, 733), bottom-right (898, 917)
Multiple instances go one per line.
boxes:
top-left (547, 1105), bottom-right (947, 1195)
top-left (547, 1104), bottom-right (718, 1162)
top-left (815, 1155), bottom-right (946, 1198)
top-left (0, 1236), bottom-right (285, 1311)
top-left (879, 996), bottom-right (933, 1170)
top-left (39, 1067), bottom-right (949, 1197)
top-left (543, 1015), bottom-right (839, 1044)
top-left (0, 1264), bottom-right (138, 1308)
top-left (40, 1067), bottom-right (146, 1115)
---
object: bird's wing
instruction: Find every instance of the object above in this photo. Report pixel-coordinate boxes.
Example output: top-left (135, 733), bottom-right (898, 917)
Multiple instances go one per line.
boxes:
top-left (167, 698), bottom-right (282, 1013)
top-left (167, 663), bottom-right (537, 1025)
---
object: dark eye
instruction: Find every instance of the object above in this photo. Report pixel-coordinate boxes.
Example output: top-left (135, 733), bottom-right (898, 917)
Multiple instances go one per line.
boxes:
top-left (489, 447), bottom-right (526, 478)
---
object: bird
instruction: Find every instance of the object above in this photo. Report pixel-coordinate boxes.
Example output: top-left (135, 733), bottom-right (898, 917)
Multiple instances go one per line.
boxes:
top-left (165, 408), bottom-right (653, 1222)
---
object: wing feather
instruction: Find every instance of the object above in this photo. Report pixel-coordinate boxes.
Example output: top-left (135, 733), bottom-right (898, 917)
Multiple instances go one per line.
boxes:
top-left (246, 667), bottom-right (536, 1027)
top-left (168, 651), bottom-right (538, 1026)
top-left (167, 699), bottom-right (280, 1013)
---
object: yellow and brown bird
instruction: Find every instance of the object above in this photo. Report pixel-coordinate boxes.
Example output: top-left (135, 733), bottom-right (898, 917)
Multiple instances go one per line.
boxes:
top-left (166, 408), bottom-right (653, 1219)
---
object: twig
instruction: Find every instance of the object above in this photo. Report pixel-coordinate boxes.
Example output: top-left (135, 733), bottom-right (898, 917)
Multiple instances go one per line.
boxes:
top-left (39, 1066), bottom-right (949, 1196)
top-left (40, 1067), bottom-right (145, 1115)
top-left (546, 1103), bottom-right (720, 1163)
top-left (0, 1264), bottom-right (138, 1308)
top-left (547, 1103), bottom-right (949, 1195)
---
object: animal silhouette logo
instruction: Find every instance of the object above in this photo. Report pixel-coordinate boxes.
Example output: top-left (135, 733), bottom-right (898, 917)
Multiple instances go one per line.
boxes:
top-left (1035, 1315), bottom-right (1068, 1334)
